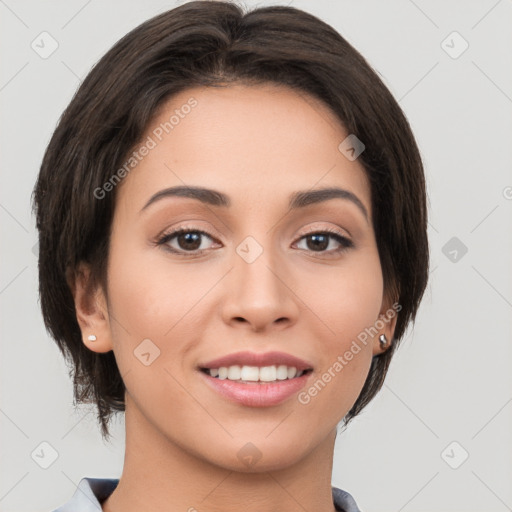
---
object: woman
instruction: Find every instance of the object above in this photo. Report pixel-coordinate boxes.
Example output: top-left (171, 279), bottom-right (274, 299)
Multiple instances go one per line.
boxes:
top-left (32, 1), bottom-right (429, 511)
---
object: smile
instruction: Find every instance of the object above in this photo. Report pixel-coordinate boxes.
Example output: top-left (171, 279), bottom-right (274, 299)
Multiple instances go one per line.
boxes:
top-left (198, 350), bottom-right (314, 406)
top-left (201, 365), bottom-right (310, 382)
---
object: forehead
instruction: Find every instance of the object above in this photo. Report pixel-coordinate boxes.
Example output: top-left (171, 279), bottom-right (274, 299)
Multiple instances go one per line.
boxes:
top-left (115, 83), bottom-right (371, 217)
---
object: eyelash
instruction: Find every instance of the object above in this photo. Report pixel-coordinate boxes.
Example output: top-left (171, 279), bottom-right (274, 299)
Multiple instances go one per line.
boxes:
top-left (154, 225), bottom-right (354, 257)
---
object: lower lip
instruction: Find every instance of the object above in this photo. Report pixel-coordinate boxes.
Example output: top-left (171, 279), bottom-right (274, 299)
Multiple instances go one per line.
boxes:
top-left (199, 370), bottom-right (311, 407)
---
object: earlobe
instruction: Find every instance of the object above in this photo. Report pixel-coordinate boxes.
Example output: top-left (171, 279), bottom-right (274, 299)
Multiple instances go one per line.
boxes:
top-left (69, 262), bottom-right (114, 354)
top-left (372, 296), bottom-right (399, 357)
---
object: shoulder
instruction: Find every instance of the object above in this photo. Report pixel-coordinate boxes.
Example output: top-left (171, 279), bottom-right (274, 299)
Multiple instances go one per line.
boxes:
top-left (50, 477), bottom-right (119, 511)
top-left (332, 485), bottom-right (363, 512)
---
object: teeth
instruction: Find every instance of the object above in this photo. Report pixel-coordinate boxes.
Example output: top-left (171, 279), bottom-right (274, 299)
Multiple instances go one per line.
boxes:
top-left (227, 365), bottom-right (241, 380)
top-left (259, 366), bottom-right (276, 382)
top-left (206, 365), bottom-right (305, 382)
top-left (241, 366), bottom-right (260, 381)
top-left (276, 365), bottom-right (288, 380)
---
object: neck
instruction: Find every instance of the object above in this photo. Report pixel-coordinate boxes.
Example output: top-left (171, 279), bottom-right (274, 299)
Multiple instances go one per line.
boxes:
top-left (102, 395), bottom-right (338, 512)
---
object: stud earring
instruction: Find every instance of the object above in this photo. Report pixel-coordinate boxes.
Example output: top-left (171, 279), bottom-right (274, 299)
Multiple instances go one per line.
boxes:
top-left (87, 335), bottom-right (97, 342)
top-left (378, 334), bottom-right (388, 348)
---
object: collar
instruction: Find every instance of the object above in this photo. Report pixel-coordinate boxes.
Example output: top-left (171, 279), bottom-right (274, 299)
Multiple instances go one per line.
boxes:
top-left (52, 477), bottom-right (362, 512)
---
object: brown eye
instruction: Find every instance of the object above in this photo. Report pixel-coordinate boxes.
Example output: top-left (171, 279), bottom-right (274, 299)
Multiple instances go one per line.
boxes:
top-left (174, 231), bottom-right (203, 251)
top-left (156, 228), bottom-right (217, 254)
top-left (295, 230), bottom-right (353, 254)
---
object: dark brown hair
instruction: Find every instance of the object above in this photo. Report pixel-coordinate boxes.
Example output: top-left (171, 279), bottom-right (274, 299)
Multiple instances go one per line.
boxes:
top-left (31, 0), bottom-right (429, 440)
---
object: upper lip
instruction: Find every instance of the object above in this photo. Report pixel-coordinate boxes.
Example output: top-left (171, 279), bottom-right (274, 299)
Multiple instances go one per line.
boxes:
top-left (200, 351), bottom-right (313, 372)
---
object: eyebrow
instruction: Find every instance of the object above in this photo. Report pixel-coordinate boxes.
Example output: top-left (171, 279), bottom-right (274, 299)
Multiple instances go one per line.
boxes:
top-left (140, 185), bottom-right (369, 222)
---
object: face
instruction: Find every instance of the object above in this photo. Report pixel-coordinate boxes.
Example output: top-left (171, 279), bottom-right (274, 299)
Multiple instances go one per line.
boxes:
top-left (78, 83), bottom-right (396, 472)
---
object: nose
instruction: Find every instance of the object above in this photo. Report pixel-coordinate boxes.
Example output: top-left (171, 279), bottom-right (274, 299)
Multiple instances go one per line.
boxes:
top-left (221, 243), bottom-right (300, 333)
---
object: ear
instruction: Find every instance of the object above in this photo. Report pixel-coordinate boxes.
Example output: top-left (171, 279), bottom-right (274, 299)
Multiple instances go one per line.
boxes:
top-left (67, 262), bottom-right (113, 354)
top-left (372, 292), bottom-right (400, 357)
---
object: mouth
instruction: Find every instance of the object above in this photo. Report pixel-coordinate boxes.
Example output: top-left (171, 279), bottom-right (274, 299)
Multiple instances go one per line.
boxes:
top-left (199, 365), bottom-right (313, 383)
top-left (197, 351), bottom-right (314, 407)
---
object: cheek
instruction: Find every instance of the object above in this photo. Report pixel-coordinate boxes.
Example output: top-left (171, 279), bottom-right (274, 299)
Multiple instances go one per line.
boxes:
top-left (334, 273), bottom-right (383, 342)
top-left (104, 232), bottom-right (168, 360)
top-left (299, 251), bottom-right (383, 405)
top-left (308, 249), bottom-right (384, 343)
top-left (107, 228), bottom-right (180, 330)
top-left (105, 234), bottom-right (216, 365)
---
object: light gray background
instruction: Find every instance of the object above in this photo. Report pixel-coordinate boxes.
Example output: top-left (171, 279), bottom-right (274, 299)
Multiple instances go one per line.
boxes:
top-left (1, 1), bottom-right (511, 511)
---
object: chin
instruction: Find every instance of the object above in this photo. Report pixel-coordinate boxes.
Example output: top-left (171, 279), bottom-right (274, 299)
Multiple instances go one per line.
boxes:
top-left (204, 436), bottom-right (311, 474)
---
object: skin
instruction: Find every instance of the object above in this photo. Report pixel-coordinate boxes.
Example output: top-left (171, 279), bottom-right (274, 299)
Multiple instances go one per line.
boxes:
top-left (72, 83), bottom-right (397, 512)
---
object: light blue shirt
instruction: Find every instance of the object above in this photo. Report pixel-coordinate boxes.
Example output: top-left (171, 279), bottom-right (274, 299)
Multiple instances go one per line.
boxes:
top-left (51, 477), bottom-right (363, 511)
